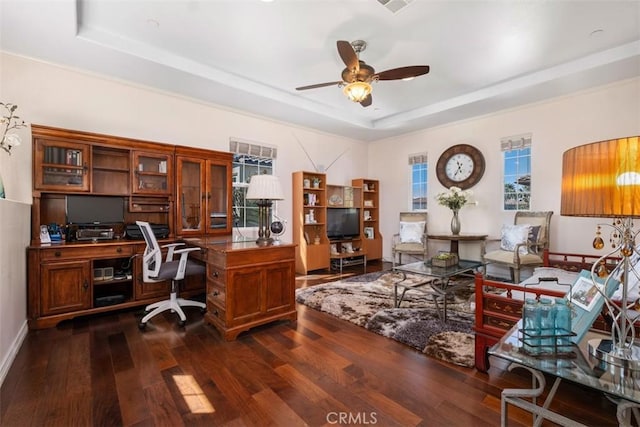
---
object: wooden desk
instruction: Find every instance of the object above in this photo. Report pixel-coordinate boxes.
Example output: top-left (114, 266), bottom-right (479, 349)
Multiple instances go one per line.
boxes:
top-left (185, 237), bottom-right (297, 340)
top-left (427, 233), bottom-right (488, 257)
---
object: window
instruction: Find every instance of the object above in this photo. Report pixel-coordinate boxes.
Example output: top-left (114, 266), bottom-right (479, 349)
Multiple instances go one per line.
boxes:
top-left (230, 140), bottom-right (277, 228)
top-left (502, 134), bottom-right (531, 211)
top-left (409, 153), bottom-right (428, 210)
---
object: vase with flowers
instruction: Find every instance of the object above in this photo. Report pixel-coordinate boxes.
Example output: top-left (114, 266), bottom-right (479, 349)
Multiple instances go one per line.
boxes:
top-left (435, 186), bottom-right (473, 235)
top-left (0, 102), bottom-right (27, 199)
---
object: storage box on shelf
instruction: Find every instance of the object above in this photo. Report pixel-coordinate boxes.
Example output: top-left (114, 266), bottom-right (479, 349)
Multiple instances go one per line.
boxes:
top-left (352, 178), bottom-right (382, 260)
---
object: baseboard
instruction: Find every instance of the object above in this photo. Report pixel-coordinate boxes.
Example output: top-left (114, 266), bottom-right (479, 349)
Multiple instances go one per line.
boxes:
top-left (0, 320), bottom-right (28, 388)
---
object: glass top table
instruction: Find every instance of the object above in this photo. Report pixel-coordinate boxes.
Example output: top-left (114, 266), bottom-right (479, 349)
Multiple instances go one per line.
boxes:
top-left (490, 322), bottom-right (640, 426)
top-left (392, 259), bottom-right (483, 321)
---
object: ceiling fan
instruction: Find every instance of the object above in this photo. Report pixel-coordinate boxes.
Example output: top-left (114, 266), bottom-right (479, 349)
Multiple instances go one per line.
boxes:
top-left (295, 40), bottom-right (430, 107)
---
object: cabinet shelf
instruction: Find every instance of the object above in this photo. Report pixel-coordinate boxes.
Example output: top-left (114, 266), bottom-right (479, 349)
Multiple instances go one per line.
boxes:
top-left (136, 171), bottom-right (167, 177)
top-left (93, 278), bottom-right (132, 287)
top-left (93, 167), bottom-right (128, 173)
top-left (42, 167), bottom-right (84, 175)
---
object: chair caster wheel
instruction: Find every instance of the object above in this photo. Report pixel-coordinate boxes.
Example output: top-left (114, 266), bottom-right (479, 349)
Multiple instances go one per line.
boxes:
top-left (138, 322), bottom-right (147, 330)
top-left (178, 320), bottom-right (186, 327)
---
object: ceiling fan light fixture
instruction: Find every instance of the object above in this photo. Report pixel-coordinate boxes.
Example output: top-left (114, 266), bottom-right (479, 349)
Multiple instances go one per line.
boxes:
top-left (343, 81), bottom-right (372, 103)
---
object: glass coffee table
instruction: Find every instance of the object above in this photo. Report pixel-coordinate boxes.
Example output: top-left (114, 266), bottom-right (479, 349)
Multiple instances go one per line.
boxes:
top-left (392, 259), bottom-right (483, 321)
top-left (490, 323), bottom-right (640, 426)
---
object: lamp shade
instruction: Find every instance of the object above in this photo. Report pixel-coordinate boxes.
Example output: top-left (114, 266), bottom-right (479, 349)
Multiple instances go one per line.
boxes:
top-left (246, 174), bottom-right (285, 200)
top-left (343, 81), bottom-right (372, 103)
top-left (561, 136), bottom-right (640, 217)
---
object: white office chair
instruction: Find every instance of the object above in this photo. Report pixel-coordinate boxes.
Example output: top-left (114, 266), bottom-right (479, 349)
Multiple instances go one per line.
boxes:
top-left (136, 221), bottom-right (206, 329)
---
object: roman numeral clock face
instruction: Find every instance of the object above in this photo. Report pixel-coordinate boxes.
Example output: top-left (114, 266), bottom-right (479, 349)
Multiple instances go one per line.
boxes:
top-left (436, 144), bottom-right (485, 190)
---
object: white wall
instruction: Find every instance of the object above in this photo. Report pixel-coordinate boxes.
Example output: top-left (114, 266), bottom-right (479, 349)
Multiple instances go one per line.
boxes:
top-left (370, 77), bottom-right (640, 268)
top-left (0, 59), bottom-right (33, 384)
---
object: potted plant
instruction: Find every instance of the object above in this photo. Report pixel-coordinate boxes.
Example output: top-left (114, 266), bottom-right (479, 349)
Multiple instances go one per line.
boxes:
top-left (312, 177), bottom-right (321, 188)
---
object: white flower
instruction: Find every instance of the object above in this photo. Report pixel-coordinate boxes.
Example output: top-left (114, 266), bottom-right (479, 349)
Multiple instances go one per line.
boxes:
top-left (435, 186), bottom-right (473, 211)
top-left (0, 102), bottom-right (27, 155)
top-left (3, 133), bottom-right (21, 148)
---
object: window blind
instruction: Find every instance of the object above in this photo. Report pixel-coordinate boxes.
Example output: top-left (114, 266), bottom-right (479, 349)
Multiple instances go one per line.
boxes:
top-left (408, 152), bottom-right (428, 165)
top-left (501, 133), bottom-right (532, 151)
top-left (229, 139), bottom-right (278, 159)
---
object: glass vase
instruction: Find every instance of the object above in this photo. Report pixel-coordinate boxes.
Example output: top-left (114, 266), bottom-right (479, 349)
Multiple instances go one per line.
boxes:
top-left (450, 209), bottom-right (460, 235)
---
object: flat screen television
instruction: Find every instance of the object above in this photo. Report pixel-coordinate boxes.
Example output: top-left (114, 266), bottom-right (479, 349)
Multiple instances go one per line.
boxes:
top-left (66, 195), bottom-right (125, 224)
top-left (327, 208), bottom-right (360, 240)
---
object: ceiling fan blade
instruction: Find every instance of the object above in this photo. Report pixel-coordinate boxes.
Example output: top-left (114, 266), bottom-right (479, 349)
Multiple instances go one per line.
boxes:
top-left (295, 81), bottom-right (342, 91)
top-left (337, 40), bottom-right (359, 72)
top-left (376, 65), bottom-right (430, 81)
top-left (359, 94), bottom-right (372, 107)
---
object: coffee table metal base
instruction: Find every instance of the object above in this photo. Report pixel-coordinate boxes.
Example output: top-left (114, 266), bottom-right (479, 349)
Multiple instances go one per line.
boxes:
top-left (393, 272), bottom-right (459, 322)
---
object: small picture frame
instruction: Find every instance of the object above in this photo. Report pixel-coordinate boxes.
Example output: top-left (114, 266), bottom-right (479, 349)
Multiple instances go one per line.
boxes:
top-left (40, 225), bottom-right (51, 244)
top-left (364, 227), bottom-right (374, 239)
top-left (364, 200), bottom-right (374, 207)
top-left (570, 275), bottom-right (602, 311)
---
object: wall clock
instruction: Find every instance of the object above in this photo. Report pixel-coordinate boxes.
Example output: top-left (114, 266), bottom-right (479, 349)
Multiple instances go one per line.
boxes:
top-left (435, 144), bottom-right (485, 190)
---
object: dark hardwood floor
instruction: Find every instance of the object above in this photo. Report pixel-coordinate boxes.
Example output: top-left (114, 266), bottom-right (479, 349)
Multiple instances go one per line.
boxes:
top-left (1, 261), bottom-right (619, 426)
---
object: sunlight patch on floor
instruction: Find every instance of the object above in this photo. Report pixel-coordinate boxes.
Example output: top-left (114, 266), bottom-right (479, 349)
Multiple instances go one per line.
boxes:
top-left (173, 375), bottom-right (215, 414)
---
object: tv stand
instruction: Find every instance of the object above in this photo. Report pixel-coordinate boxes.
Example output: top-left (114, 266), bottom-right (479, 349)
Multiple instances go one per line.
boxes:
top-left (330, 239), bottom-right (366, 274)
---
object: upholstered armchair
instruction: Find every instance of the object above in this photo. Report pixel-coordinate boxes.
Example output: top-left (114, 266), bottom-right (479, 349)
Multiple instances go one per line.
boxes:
top-left (391, 212), bottom-right (428, 267)
top-left (483, 211), bottom-right (553, 283)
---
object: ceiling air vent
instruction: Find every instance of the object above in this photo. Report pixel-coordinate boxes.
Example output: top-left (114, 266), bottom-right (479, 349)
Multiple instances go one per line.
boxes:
top-left (377, 0), bottom-right (415, 14)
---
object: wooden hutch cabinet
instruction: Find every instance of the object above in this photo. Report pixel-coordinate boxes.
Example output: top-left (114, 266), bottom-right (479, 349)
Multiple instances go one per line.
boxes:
top-left (27, 125), bottom-right (232, 329)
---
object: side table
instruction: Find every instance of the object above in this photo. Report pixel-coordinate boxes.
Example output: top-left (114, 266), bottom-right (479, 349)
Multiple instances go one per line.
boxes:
top-left (427, 233), bottom-right (488, 258)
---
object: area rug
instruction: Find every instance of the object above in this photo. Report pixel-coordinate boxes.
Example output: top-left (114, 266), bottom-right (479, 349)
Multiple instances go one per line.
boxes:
top-left (295, 270), bottom-right (476, 368)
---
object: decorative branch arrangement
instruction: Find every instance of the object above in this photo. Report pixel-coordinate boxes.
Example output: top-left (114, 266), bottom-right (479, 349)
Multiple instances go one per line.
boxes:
top-left (1, 102), bottom-right (27, 155)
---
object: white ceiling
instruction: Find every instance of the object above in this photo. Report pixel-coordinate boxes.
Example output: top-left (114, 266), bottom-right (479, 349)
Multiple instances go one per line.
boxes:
top-left (1, 0), bottom-right (639, 142)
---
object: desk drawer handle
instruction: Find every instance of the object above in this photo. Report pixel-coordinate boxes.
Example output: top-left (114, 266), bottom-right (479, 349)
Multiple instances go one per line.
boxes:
top-left (213, 290), bottom-right (219, 297)
top-left (116, 247), bottom-right (122, 253)
top-left (212, 271), bottom-right (219, 278)
top-left (54, 251), bottom-right (61, 257)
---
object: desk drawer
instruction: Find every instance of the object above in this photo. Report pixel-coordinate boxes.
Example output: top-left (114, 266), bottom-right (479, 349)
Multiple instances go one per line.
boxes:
top-left (208, 283), bottom-right (226, 305)
top-left (208, 266), bottom-right (227, 285)
top-left (40, 244), bottom-right (134, 261)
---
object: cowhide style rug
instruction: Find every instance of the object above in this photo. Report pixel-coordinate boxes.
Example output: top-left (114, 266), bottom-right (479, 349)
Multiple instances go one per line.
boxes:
top-left (295, 270), bottom-right (476, 368)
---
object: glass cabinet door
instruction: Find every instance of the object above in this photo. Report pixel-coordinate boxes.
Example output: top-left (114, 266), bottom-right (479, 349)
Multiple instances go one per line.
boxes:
top-left (132, 151), bottom-right (172, 195)
top-left (208, 162), bottom-right (229, 233)
top-left (34, 139), bottom-right (90, 191)
top-left (176, 157), bottom-right (205, 234)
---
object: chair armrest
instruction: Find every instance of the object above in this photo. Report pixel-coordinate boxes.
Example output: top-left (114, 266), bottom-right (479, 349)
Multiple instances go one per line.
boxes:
top-left (174, 247), bottom-right (203, 281)
top-left (161, 243), bottom-right (185, 262)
